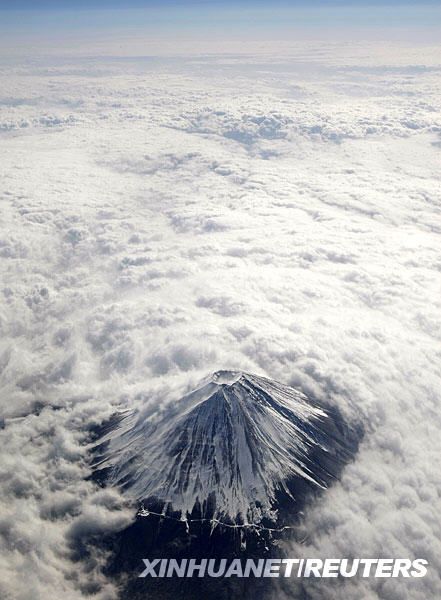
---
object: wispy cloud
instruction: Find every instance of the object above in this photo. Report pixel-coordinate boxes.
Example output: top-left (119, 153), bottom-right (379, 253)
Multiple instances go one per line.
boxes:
top-left (0, 38), bottom-right (440, 598)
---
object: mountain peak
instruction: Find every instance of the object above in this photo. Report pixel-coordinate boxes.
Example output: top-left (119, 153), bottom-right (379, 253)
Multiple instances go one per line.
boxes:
top-left (93, 371), bottom-right (359, 526)
top-left (210, 369), bottom-right (243, 386)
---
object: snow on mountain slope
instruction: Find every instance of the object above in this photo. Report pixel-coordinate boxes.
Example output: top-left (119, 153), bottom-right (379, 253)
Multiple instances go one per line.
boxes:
top-left (93, 371), bottom-right (356, 524)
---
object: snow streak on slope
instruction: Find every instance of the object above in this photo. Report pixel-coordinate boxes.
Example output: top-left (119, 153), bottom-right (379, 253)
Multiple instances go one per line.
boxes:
top-left (94, 371), bottom-right (353, 524)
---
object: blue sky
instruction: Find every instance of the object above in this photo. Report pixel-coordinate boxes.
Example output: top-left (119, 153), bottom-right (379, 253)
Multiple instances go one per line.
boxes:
top-left (0, 0), bottom-right (440, 6)
top-left (0, 0), bottom-right (439, 35)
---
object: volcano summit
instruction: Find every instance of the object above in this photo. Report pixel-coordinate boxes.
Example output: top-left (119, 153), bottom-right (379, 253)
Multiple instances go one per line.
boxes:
top-left (93, 371), bottom-right (360, 528)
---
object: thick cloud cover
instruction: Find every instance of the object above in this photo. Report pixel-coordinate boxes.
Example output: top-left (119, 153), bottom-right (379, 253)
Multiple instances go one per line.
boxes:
top-left (0, 40), bottom-right (440, 599)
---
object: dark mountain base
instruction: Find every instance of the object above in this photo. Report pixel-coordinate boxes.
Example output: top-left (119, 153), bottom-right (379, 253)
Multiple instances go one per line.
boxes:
top-left (100, 513), bottom-right (286, 600)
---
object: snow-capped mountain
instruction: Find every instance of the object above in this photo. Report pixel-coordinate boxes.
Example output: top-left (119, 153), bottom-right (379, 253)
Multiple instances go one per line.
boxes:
top-left (93, 371), bottom-right (357, 525)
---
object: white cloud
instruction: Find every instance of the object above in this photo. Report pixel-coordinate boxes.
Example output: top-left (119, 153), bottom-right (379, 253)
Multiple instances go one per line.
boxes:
top-left (0, 39), bottom-right (440, 598)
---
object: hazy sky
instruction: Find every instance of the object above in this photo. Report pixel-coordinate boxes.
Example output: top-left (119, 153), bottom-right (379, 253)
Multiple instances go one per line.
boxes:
top-left (1, 0), bottom-right (440, 36)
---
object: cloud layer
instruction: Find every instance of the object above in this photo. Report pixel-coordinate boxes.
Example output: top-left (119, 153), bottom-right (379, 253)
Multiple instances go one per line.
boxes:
top-left (0, 41), bottom-right (440, 599)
